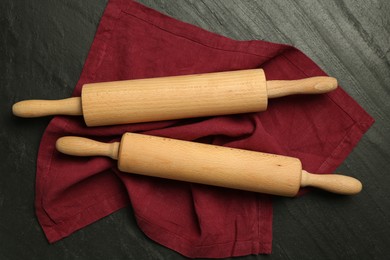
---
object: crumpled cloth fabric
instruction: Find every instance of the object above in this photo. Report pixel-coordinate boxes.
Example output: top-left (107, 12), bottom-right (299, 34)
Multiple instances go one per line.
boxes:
top-left (35, 0), bottom-right (374, 257)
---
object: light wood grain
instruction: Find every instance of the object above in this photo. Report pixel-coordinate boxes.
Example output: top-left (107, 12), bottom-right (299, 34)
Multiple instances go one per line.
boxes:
top-left (267, 76), bottom-right (337, 99)
top-left (55, 133), bottom-right (362, 197)
top-left (300, 170), bottom-right (362, 195)
top-left (2, 0), bottom-right (388, 258)
top-left (56, 136), bottom-right (119, 160)
top-left (117, 132), bottom-right (301, 197)
top-left (81, 69), bottom-right (268, 126)
top-left (12, 69), bottom-right (337, 126)
top-left (12, 97), bottom-right (82, 117)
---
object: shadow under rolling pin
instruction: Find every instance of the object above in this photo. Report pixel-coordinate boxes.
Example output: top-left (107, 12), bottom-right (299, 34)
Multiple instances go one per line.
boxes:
top-left (56, 133), bottom-right (361, 197)
top-left (13, 69), bottom-right (337, 127)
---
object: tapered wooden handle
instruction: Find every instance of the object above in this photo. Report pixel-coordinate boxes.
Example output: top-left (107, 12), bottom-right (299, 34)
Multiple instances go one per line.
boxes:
top-left (300, 170), bottom-right (362, 195)
top-left (267, 76), bottom-right (338, 99)
top-left (55, 134), bottom-right (362, 197)
top-left (56, 136), bottom-right (119, 160)
top-left (12, 97), bottom-right (83, 117)
top-left (12, 71), bottom-right (338, 126)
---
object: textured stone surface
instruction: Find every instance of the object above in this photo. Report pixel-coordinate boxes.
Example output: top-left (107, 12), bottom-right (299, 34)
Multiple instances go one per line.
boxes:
top-left (1, 0), bottom-right (389, 259)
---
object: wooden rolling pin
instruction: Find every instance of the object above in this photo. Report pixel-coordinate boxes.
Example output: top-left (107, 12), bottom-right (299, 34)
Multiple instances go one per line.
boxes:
top-left (13, 69), bottom-right (337, 126)
top-left (55, 133), bottom-right (361, 197)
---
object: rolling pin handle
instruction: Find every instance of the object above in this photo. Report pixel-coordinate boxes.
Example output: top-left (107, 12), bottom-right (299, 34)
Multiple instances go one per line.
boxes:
top-left (300, 170), bottom-right (362, 195)
top-left (266, 76), bottom-right (338, 99)
top-left (56, 136), bottom-right (120, 160)
top-left (12, 97), bottom-right (83, 118)
top-left (54, 135), bottom-right (363, 196)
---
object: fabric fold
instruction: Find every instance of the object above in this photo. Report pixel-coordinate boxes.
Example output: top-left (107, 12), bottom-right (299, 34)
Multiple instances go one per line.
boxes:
top-left (35, 0), bottom-right (374, 258)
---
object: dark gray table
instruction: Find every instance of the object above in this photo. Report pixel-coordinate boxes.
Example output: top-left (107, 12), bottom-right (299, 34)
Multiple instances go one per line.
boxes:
top-left (1, 1), bottom-right (389, 259)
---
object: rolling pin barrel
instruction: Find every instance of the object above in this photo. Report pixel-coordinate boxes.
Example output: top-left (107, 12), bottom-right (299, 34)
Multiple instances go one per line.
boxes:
top-left (81, 69), bottom-right (268, 126)
top-left (117, 133), bottom-right (302, 196)
top-left (56, 133), bottom-right (362, 196)
top-left (12, 69), bottom-right (338, 127)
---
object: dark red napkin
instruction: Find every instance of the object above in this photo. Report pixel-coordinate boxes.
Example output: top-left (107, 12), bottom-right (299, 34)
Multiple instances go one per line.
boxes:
top-left (35, 0), bottom-right (374, 258)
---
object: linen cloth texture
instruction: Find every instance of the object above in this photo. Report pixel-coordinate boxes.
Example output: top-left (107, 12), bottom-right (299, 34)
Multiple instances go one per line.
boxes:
top-left (35, 0), bottom-right (374, 257)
